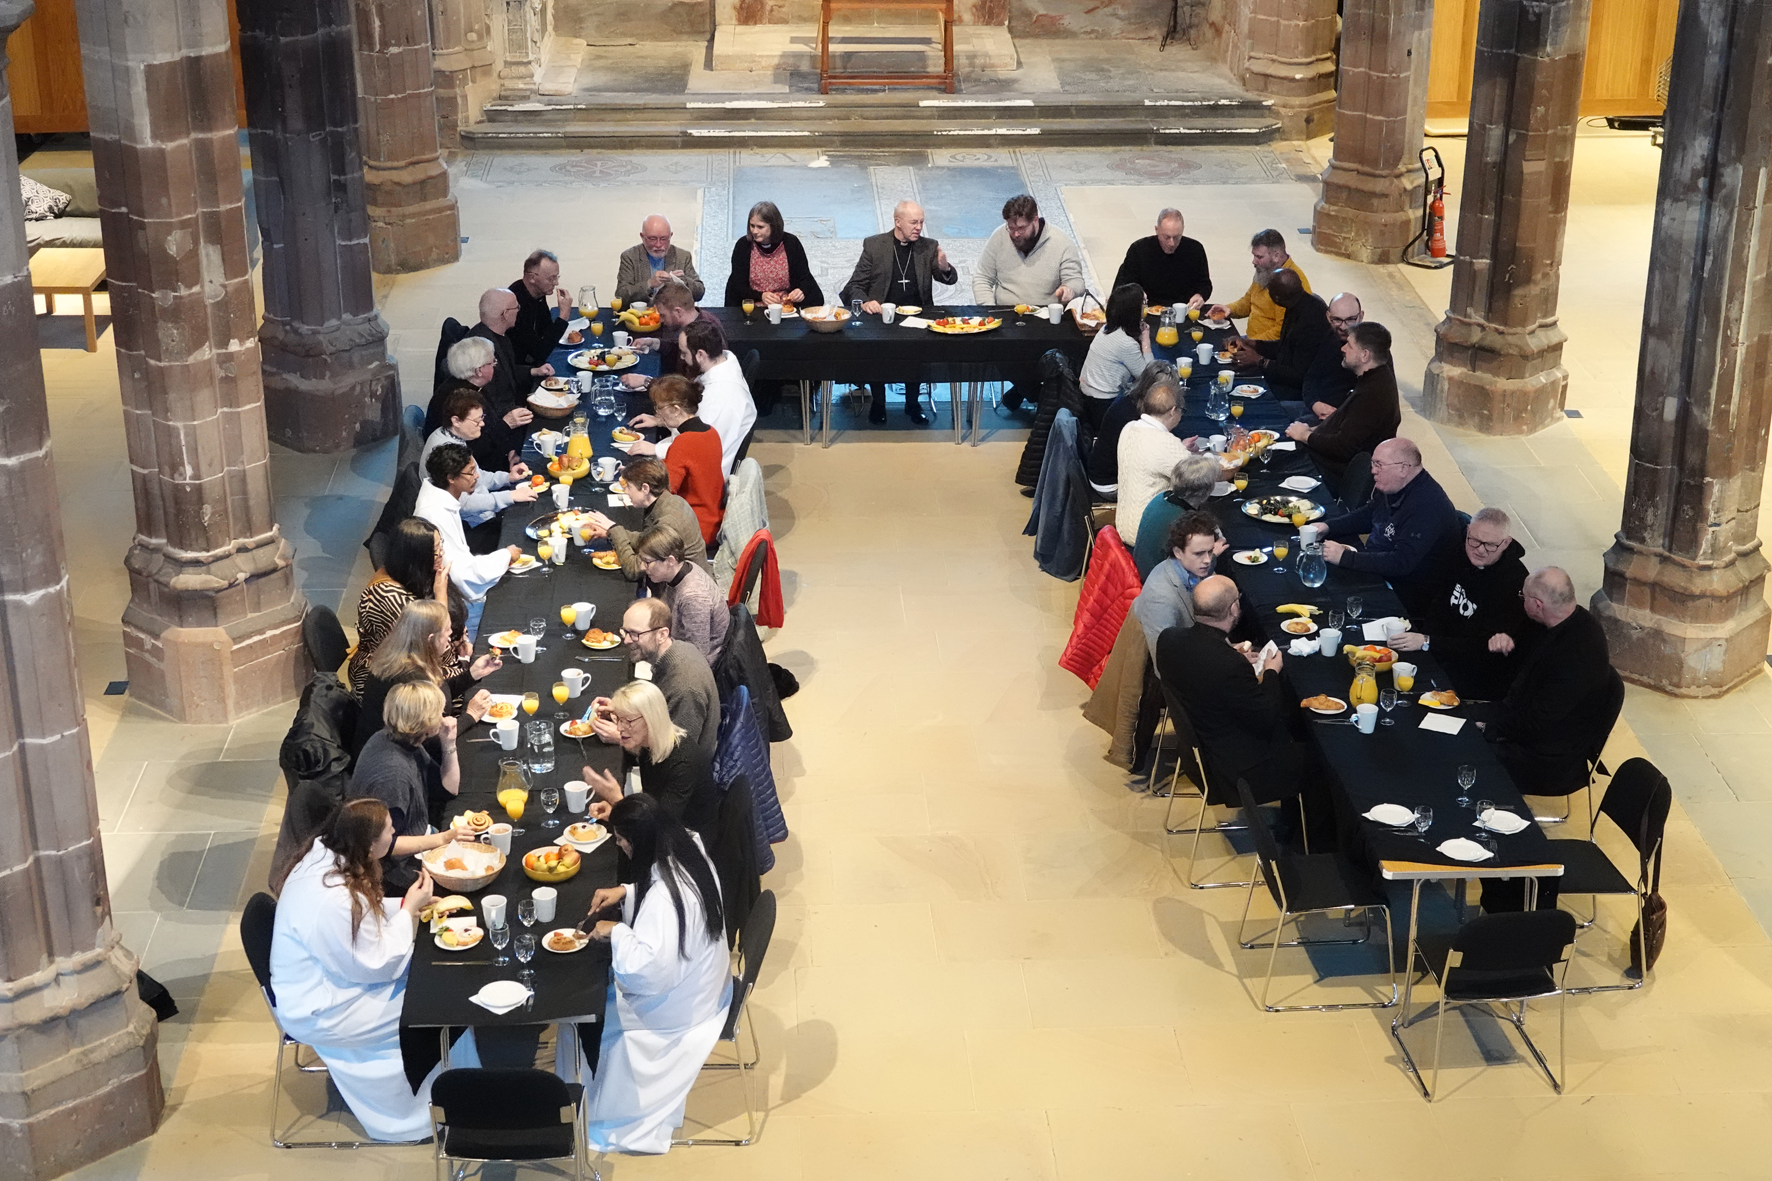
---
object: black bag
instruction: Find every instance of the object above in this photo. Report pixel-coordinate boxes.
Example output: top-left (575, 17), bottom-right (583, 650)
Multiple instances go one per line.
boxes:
top-left (135, 970), bottom-right (178, 1021)
top-left (768, 662), bottom-right (799, 700)
top-left (1631, 893), bottom-right (1667, 975)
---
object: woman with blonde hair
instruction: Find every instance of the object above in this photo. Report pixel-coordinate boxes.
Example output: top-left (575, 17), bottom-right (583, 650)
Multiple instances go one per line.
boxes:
top-left (580, 679), bottom-right (717, 840)
top-left (350, 680), bottom-right (474, 892)
top-left (270, 797), bottom-right (479, 1140)
top-left (353, 598), bottom-right (500, 759)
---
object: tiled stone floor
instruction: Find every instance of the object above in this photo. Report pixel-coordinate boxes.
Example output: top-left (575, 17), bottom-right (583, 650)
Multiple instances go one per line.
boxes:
top-left (34, 130), bottom-right (1772, 1178)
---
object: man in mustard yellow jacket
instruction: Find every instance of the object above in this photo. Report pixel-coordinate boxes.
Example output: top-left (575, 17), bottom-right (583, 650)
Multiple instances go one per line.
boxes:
top-left (1209, 228), bottom-right (1310, 341)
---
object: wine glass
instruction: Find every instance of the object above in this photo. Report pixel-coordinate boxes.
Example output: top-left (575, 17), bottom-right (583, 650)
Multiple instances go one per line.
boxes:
top-left (536, 540), bottom-right (553, 564)
top-left (1271, 536), bottom-right (1289, 574)
top-left (1233, 474), bottom-right (1248, 495)
top-left (1457, 764), bottom-right (1476, 809)
top-left (1379, 688), bottom-right (1398, 726)
top-left (522, 691), bottom-right (540, 718)
top-left (609, 295), bottom-right (623, 314)
top-left (1231, 400), bottom-right (1245, 420)
top-left (589, 319), bottom-right (605, 340)
top-left (540, 787), bottom-right (562, 829)
top-left (489, 922), bottom-right (512, 967)
top-left (514, 933), bottom-right (537, 983)
top-left (518, 899), bottom-right (536, 928)
top-left (552, 681), bottom-right (570, 719)
top-left (1346, 596), bottom-right (1364, 623)
top-left (1413, 805), bottom-right (1433, 836)
top-left (561, 603), bottom-right (578, 633)
top-left (742, 298), bottom-right (756, 319)
top-left (1326, 608), bottom-right (1345, 631)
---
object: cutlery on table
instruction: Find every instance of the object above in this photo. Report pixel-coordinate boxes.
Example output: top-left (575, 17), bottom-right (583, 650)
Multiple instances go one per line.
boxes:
top-left (433, 960), bottom-right (492, 966)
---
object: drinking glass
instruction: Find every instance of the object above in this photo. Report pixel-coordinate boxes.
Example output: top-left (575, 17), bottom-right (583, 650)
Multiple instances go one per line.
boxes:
top-left (561, 604), bottom-right (578, 632)
top-left (529, 617), bottom-right (546, 637)
top-left (1233, 475), bottom-right (1248, 495)
top-left (514, 933), bottom-right (537, 982)
top-left (552, 681), bottom-right (570, 718)
top-left (1379, 688), bottom-right (1398, 725)
top-left (742, 299), bottom-right (756, 319)
top-left (537, 540), bottom-right (553, 563)
top-left (849, 298), bottom-right (863, 326)
top-left (1190, 327), bottom-right (1204, 343)
top-left (1475, 799), bottom-right (1495, 826)
top-left (518, 899), bottom-right (536, 928)
top-left (609, 296), bottom-right (623, 314)
top-left (1326, 609), bottom-right (1345, 631)
top-left (522, 691), bottom-right (540, 717)
top-left (1187, 305), bottom-right (1200, 322)
top-left (1346, 596), bottom-right (1364, 623)
top-left (489, 922), bottom-right (512, 967)
top-left (1230, 400), bottom-right (1244, 420)
top-left (1456, 764), bottom-right (1476, 809)
top-left (1413, 806), bottom-right (1433, 836)
top-left (540, 787), bottom-right (562, 829)
top-left (589, 320), bottom-right (605, 339)
top-left (1271, 537), bottom-right (1289, 574)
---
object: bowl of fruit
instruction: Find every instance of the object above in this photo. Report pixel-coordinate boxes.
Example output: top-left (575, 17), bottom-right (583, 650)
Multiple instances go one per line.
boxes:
top-left (547, 454), bottom-right (591, 481)
top-left (522, 844), bottom-right (582, 883)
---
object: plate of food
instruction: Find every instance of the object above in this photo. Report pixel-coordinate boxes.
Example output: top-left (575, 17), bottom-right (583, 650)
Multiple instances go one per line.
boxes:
top-left (562, 327), bottom-right (585, 346)
top-left (611, 426), bottom-right (641, 444)
top-left (1248, 428), bottom-right (1280, 446)
top-left (1233, 384), bottom-right (1264, 398)
top-left (525, 509), bottom-right (593, 539)
top-left (1280, 617), bottom-right (1318, 636)
top-left (564, 821), bottom-right (608, 849)
top-left (1420, 689), bottom-right (1462, 710)
top-left (544, 928), bottom-right (589, 954)
top-left (487, 630), bottom-right (525, 649)
top-left (1205, 316), bottom-right (1230, 329)
top-left (560, 718), bottom-right (596, 738)
top-left (896, 305), bottom-right (922, 316)
top-left (434, 924), bottom-right (484, 951)
top-left (1233, 549), bottom-right (1268, 565)
top-left (1301, 694), bottom-right (1347, 715)
top-left (540, 376), bottom-right (573, 393)
top-left (1145, 305), bottom-right (1168, 316)
top-left (928, 316), bottom-right (1003, 335)
top-left (484, 698), bottom-right (519, 722)
top-left (452, 808), bottom-right (494, 834)
top-left (1215, 350), bottom-right (1236, 364)
top-left (567, 348), bottom-right (639, 372)
top-left (509, 553), bottom-right (543, 573)
top-left (582, 627), bottom-right (622, 649)
top-left (590, 551), bottom-right (622, 571)
top-left (1241, 496), bottom-right (1325, 524)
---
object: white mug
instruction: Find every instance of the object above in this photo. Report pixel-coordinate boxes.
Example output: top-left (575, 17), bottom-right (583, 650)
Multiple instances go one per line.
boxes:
top-left (613, 330), bottom-right (630, 347)
top-left (494, 719), bottom-right (519, 749)
top-left (631, 302), bottom-right (648, 312)
top-left (1317, 627), bottom-right (1343, 656)
top-left (1208, 434), bottom-right (1227, 453)
top-left (575, 373), bottom-right (593, 396)
top-left (765, 304), bottom-right (782, 325)
top-left (562, 668), bottom-right (589, 697)
top-left (1354, 703), bottom-right (1379, 734)
top-left (573, 601), bottom-right (594, 625)
top-left (551, 483), bottom-right (570, 509)
top-left (483, 823), bottom-right (513, 857)
top-left (537, 432), bottom-right (560, 458)
top-left (1196, 342), bottom-right (1214, 363)
top-left (594, 457), bottom-right (619, 482)
top-left (481, 892), bottom-right (507, 926)
top-left (564, 783), bottom-right (590, 814)
top-left (514, 634), bottom-right (538, 663)
top-left (531, 886), bottom-right (557, 924)
top-left (551, 539), bottom-right (567, 566)
top-left (1046, 303), bottom-right (1063, 323)
top-left (880, 302), bottom-right (897, 324)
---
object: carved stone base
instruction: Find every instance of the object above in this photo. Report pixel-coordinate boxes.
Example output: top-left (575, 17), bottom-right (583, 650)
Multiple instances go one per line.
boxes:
top-left (1312, 162), bottom-right (1424, 264)
top-left (1244, 57), bottom-right (1336, 140)
top-left (261, 314), bottom-right (399, 452)
top-left (1591, 537), bottom-right (1772, 696)
top-left (1421, 314), bottom-right (1569, 434)
top-left (366, 159), bottom-right (462, 274)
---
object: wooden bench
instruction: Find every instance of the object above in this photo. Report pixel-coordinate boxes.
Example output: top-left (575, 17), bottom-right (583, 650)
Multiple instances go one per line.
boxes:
top-left (819, 0), bottom-right (956, 94)
top-left (29, 247), bottom-right (107, 352)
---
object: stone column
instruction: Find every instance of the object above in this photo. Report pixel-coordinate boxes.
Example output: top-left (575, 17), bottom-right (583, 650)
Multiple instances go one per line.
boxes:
top-left (1591, 0), bottom-right (1772, 696)
top-left (355, 0), bottom-right (463, 273)
top-left (499, 0), bottom-right (545, 99)
top-left (1421, 0), bottom-right (1591, 435)
top-left (430, 0), bottom-right (475, 147)
top-left (76, 0), bottom-right (310, 723)
top-left (239, 0), bottom-right (401, 452)
top-left (0, 4), bottom-right (165, 1173)
top-left (1311, 0), bottom-right (1434, 263)
top-left (1238, 0), bottom-right (1339, 141)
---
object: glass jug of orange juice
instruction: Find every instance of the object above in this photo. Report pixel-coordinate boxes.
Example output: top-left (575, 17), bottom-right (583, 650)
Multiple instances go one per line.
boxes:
top-left (565, 417), bottom-right (593, 463)
top-left (1155, 309), bottom-right (1179, 349)
top-left (1349, 660), bottom-right (1379, 707)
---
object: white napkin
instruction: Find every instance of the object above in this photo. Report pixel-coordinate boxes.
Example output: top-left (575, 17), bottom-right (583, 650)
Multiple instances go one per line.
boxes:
top-left (469, 980), bottom-right (533, 1015)
top-left (899, 316), bottom-right (932, 329)
top-left (1437, 837), bottom-right (1495, 862)
top-left (1476, 808), bottom-right (1530, 835)
top-left (611, 440), bottom-right (635, 453)
top-left (1267, 440), bottom-right (1298, 451)
top-left (1419, 713), bottom-right (1466, 735)
top-left (1361, 617), bottom-right (1409, 642)
top-left (606, 493), bottom-right (632, 507)
top-left (1279, 475), bottom-right (1321, 492)
top-left (634, 660), bottom-right (653, 681)
top-left (1211, 481), bottom-right (1235, 497)
top-left (1363, 803), bottom-right (1417, 827)
top-left (1289, 638), bottom-right (1317, 656)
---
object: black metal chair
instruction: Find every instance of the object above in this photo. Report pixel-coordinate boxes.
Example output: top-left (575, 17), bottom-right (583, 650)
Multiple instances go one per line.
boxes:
top-left (240, 892), bottom-right (378, 1149)
top-left (430, 1068), bottom-right (587, 1181)
top-left (1532, 668), bottom-right (1626, 832)
top-left (1552, 756), bottom-right (1672, 992)
top-left (1337, 449), bottom-right (1375, 509)
top-left (1157, 683), bottom-right (1254, 889)
top-left (302, 606), bottom-right (349, 679)
top-left (674, 890), bottom-right (777, 1147)
top-left (1396, 910), bottom-right (1578, 1101)
top-left (1234, 779), bottom-right (1396, 1012)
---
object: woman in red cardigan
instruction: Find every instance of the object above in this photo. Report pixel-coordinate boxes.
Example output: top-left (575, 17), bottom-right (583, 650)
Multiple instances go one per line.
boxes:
top-left (646, 374), bottom-right (724, 547)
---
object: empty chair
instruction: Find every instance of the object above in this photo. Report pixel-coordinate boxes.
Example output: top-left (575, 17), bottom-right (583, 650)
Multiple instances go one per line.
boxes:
top-left (1395, 909), bottom-right (1578, 1101)
top-left (1552, 756), bottom-right (1672, 991)
top-left (431, 1068), bottom-right (587, 1181)
top-left (302, 606), bottom-right (349, 680)
top-left (1159, 683), bottom-right (1253, 889)
top-left (1337, 449), bottom-right (1375, 508)
top-left (675, 890), bottom-right (776, 1147)
top-left (1234, 779), bottom-right (1395, 1013)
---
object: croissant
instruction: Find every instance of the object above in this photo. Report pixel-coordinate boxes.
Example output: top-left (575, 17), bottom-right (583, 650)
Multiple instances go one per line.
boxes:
top-left (443, 857), bottom-right (467, 872)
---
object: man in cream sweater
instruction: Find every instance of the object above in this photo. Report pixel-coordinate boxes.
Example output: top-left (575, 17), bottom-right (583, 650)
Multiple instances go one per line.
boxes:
top-left (972, 195), bottom-right (1087, 410)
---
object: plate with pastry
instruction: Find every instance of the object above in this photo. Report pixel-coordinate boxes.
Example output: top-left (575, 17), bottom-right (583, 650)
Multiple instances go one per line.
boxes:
top-left (508, 553), bottom-right (542, 573)
top-left (544, 928), bottom-right (589, 954)
top-left (434, 923), bottom-right (484, 951)
top-left (590, 551), bottom-right (623, 571)
top-left (487, 630), bottom-right (525, 649)
top-left (581, 627), bottom-right (622, 650)
top-left (1233, 549), bottom-right (1268, 565)
top-left (484, 698), bottom-right (519, 722)
top-left (1280, 617), bottom-right (1318, 636)
top-left (611, 425), bottom-right (641, 444)
top-left (1419, 689), bottom-right (1462, 710)
top-left (560, 718), bottom-right (596, 738)
top-left (1301, 694), bottom-right (1347, 715)
top-left (895, 305), bottom-right (922, 316)
top-left (564, 821), bottom-right (607, 848)
top-left (452, 809), bottom-right (494, 834)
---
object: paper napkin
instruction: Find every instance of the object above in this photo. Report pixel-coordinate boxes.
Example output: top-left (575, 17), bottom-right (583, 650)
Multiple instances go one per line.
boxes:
top-left (1419, 713), bottom-right (1466, 736)
top-left (1476, 808), bottom-right (1530, 835)
top-left (469, 980), bottom-right (533, 1015)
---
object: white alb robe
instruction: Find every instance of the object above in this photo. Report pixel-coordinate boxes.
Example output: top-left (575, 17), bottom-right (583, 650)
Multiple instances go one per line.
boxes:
top-left (269, 840), bottom-right (475, 1141)
top-left (583, 842), bottom-right (732, 1154)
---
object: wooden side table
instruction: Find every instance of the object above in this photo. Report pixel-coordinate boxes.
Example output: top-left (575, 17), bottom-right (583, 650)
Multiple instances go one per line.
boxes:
top-left (29, 247), bottom-right (108, 352)
top-left (819, 0), bottom-right (956, 94)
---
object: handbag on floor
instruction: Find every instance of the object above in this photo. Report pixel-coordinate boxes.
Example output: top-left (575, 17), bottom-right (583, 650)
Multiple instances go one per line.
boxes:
top-left (1630, 892), bottom-right (1667, 975)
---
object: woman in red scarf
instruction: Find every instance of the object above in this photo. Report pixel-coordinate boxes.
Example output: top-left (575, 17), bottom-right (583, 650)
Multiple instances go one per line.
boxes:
top-left (723, 201), bottom-right (824, 309)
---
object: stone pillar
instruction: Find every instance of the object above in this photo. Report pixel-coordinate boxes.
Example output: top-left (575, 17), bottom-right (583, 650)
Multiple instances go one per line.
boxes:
top-left (1310, 0), bottom-right (1434, 263)
top-left (1421, 0), bottom-right (1591, 435)
top-left (76, 0), bottom-right (310, 723)
top-left (239, 0), bottom-right (401, 452)
top-left (430, 0), bottom-right (475, 147)
top-left (1590, 0), bottom-right (1772, 696)
top-left (499, 0), bottom-right (546, 99)
top-left (1237, 0), bottom-right (1339, 141)
top-left (355, 0), bottom-right (463, 273)
top-left (0, 5), bottom-right (165, 1174)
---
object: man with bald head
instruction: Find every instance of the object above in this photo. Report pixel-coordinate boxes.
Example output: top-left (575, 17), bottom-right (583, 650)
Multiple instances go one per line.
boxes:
top-left (1112, 208), bottom-right (1213, 308)
top-left (1310, 437), bottom-right (1462, 614)
top-left (615, 215), bottom-right (704, 305)
top-left (841, 200), bottom-right (959, 424)
top-left (1479, 567), bottom-right (1619, 798)
top-left (452, 287), bottom-right (549, 461)
top-left (1156, 575), bottom-right (1328, 845)
top-left (1230, 268), bottom-right (1331, 402)
top-left (1304, 292), bottom-right (1364, 414)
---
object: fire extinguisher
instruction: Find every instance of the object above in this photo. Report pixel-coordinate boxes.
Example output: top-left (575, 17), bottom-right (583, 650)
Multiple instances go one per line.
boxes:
top-left (1405, 146), bottom-right (1453, 269)
top-left (1428, 181), bottom-right (1448, 258)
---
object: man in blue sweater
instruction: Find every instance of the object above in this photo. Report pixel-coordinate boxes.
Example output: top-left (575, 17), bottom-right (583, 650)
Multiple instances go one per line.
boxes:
top-left (1312, 437), bottom-right (1462, 615)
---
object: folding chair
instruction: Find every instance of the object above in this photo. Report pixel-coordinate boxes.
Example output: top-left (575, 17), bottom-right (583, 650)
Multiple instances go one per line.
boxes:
top-left (431, 1068), bottom-right (587, 1181)
top-left (1553, 757), bottom-right (1671, 992)
top-left (1532, 668), bottom-right (1624, 833)
top-left (675, 891), bottom-right (776, 1147)
top-left (1157, 684), bottom-right (1252, 888)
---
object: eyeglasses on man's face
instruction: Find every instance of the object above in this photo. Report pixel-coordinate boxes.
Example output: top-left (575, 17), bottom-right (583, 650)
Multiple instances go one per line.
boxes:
top-left (620, 625), bottom-right (665, 639)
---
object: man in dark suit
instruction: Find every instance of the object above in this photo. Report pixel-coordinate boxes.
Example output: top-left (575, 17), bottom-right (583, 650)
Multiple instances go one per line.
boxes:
top-left (1155, 576), bottom-right (1329, 845)
top-left (1111, 207), bottom-right (1212, 309)
top-left (840, 200), bottom-right (959, 425)
top-left (507, 248), bottom-right (573, 371)
top-left (1230, 268), bottom-right (1331, 401)
top-left (465, 288), bottom-right (545, 460)
top-left (1313, 437), bottom-right (1462, 617)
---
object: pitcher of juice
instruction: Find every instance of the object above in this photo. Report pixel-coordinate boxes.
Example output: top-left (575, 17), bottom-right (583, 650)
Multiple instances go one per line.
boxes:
top-left (495, 758), bottom-right (530, 825)
top-left (565, 418), bottom-right (593, 463)
top-left (1349, 660), bottom-right (1379, 707)
top-left (1155, 309), bottom-right (1179, 349)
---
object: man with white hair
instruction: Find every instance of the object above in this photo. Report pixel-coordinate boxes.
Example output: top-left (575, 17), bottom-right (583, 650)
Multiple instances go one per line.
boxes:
top-left (1112, 207), bottom-right (1213, 309)
top-left (841, 200), bottom-right (959, 424)
top-left (615, 215), bottom-right (705, 304)
top-left (456, 288), bottom-right (551, 457)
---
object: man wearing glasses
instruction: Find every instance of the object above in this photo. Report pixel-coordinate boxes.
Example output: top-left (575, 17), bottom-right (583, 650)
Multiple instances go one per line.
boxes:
top-left (1387, 507), bottom-right (1529, 699)
top-left (1305, 436), bottom-right (1462, 616)
top-left (1284, 320), bottom-right (1402, 488)
top-left (586, 599), bottom-right (719, 761)
top-left (615, 215), bottom-right (705, 305)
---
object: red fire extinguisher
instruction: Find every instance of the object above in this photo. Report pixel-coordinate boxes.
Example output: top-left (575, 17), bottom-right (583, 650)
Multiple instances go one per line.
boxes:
top-left (1406, 147), bottom-right (1453, 268)
top-left (1428, 181), bottom-right (1448, 258)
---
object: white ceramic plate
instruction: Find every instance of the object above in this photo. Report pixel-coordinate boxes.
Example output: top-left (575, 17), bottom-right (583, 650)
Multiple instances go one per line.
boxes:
top-left (1363, 804), bottom-right (1418, 827)
top-left (1233, 549), bottom-right (1267, 565)
top-left (543, 928), bottom-right (589, 954)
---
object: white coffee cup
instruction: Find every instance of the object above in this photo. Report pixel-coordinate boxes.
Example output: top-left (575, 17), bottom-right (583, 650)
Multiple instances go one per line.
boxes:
top-left (1354, 703), bottom-right (1379, 734)
top-left (485, 823), bottom-right (513, 857)
top-left (765, 304), bottom-right (782, 325)
top-left (481, 892), bottom-right (507, 926)
top-left (551, 483), bottom-right (570, 509)
top-left (1208, 434), bottom-right (1227, 453)
top-left (575, 373), bottom-right (593, 396)
top-left (551, 539), bottom-right (567, 566)
top-left (573, 601), bottom-right (594, 625)
top-left (1392, 661), bottom-right (1417, 683)
top-left (1046, 302), bottom-right (1063, 323)
top-left (564, 783), bottom-right (590, 814)
top-left (880, 302), bottom-right (897, 324)
top-left (631, 302), bottom-right (648, 312)
top-left (494, 718), bottom-right (519, 749)
top-left (1317, 627), bottom-right (1343, 656)
top-left (562, 668), bottom-right (589, 697)
top-left (537, 432), bottom-right (560, 458)
top-left (594, 456), bottom-right (619, 481)
top-left (1196, 342), bottom-right (1214, 363)
top-left (514, 634), bottom-right (538, 663)
top-left (531, 886), bottom-right (557, 924)
top-left (613, 330), bottom-right (630, 347)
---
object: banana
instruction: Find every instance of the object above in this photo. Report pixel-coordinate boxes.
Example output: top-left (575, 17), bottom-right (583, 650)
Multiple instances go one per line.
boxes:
top-left (1276, 603), bottom-right (1322, 617)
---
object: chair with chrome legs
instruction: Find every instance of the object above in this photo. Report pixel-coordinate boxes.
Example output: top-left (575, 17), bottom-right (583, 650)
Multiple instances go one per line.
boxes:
top-left (1157, 685), bottom-right (1253, 889)
top-left (1394, 909), bottom-right (1577, 1101)
top-left (1551, 756), bottom-right (1671, 992)
top-left (674, 890), bottom-right (777, 1146)
top-left (431, 1068), bottom-right (588, 1181)
top-left (1531, 669), bottom-right (1624, 832)
top-left (1234, 779), bottom-right (1396, 1012)
top-left (240, 892), bottom-right (380, 1149)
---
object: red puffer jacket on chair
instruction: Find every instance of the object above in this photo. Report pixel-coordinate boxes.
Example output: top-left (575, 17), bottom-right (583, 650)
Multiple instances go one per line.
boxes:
top-left (1059, 527), bottom-right (1142, 689)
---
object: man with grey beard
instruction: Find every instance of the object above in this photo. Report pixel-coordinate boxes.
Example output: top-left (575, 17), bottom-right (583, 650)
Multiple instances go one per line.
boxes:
top-left (1208, 228), bottom-right (1310, 341)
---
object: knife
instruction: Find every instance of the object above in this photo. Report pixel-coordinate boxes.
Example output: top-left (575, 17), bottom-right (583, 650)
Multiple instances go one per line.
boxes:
top-left (433, 960), bottom-right (492, 966)
top-left (1313, 719), bottom-right (1358, 726)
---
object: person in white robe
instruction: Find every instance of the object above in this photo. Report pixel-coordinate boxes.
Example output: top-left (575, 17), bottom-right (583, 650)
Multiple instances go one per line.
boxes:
top-left (579, 792), bottom-right (732, 1155)
top-left (270, 797), bottom-right (478, 1141)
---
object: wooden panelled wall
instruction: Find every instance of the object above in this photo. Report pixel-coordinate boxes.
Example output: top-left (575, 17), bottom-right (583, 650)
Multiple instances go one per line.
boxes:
top-left (4, 0), bottom-right (247, 133)
top-left (1429, 0), bottom-right (1679, 120)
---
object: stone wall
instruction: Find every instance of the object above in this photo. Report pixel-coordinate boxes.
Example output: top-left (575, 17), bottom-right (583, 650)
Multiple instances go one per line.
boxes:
top-left (556, 0), bottom-right (711, 39)
top-left (706, 0), bottom-right (1153, 31)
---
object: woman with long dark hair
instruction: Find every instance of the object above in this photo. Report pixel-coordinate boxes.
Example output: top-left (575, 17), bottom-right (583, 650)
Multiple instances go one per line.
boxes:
top-left (1077, 281), bottom-right (1153, 430)
top-left (348, 517), bottom-right (459, 696)
top-left (579, 793), bottom-right (731, 1154)
top-left (269, 798), bottom-right (478, 1140)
